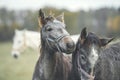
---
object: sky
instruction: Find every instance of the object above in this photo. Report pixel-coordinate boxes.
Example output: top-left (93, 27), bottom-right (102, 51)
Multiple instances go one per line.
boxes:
top-left (0, 0), bottom-right (120, 11)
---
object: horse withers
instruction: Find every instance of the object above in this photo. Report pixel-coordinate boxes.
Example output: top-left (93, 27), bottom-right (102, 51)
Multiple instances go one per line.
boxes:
top-left (32, 9), bottom-right (75, 80)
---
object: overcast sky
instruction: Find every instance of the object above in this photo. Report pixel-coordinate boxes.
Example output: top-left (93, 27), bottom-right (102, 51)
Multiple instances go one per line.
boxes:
top-left (0, 0), bottom-right (120, 11)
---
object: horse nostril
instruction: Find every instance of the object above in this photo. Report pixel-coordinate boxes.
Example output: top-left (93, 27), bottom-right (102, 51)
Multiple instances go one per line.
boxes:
top-left (66, 42), bottom-right (74, 49)
top-left (13, 54), bottom-right (18, 59)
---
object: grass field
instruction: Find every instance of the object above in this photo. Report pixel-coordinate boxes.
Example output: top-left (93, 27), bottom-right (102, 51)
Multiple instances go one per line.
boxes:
top-left (0, 42), bottom-right (39, 80)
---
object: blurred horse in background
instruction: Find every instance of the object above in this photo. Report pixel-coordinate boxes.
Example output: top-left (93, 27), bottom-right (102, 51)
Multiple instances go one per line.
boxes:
top-left (11, 30), bottom-right (79, 58)
top-left (11, 29), bottom-right (40, 58)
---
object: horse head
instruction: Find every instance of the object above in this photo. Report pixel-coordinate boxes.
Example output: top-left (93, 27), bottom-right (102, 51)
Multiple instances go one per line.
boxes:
top-left (77, 27), bottom-right (114, 75)
top-left (11, 29), bottom-right (27, 58)
top-left (39, 9), bottom-right (75, 54)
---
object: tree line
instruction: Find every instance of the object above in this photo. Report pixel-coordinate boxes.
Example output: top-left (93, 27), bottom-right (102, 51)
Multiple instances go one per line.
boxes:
top-left (0, 7), bottom-right (120, 42)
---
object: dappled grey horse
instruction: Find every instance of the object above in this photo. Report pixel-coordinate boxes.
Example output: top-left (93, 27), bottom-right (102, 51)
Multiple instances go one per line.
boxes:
top-left (75, 27), bottom-right (120, 80)
top-left (70, 28), bottom-right (98, 80)
top-left (32, 9), bottom-right (75, 80)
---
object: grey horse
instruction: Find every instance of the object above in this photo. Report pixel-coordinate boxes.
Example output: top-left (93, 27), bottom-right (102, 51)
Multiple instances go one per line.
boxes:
top-left (75, 27), bottom-right (120, 80)
top-left (32, 9), bottom-right (75, 80)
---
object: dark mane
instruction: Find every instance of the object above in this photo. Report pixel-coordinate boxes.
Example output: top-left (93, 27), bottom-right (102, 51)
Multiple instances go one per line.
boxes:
top-left (45, 15), bottom-right (54, 22)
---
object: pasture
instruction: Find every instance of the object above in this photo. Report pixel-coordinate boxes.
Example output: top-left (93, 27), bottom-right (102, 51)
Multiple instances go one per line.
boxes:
top-left (0, 42), bottom-right (38, 80)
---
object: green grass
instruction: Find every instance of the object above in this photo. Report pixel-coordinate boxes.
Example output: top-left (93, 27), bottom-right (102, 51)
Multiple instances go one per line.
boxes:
top-left (0, 42), bottom-right (39, 80)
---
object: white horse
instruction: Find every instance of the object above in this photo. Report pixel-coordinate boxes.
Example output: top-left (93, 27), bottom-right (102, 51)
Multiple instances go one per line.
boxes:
top-left (11, 29), bottom-right (79, 58)
top-left (11, 29), bottom-right (40, 58)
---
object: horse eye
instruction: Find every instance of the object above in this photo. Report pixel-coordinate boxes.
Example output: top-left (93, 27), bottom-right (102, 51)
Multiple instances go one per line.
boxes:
top-left (80, 55), bottom-right (86, 64)
top-left (46, 28), bottom-right (53, 31)
top-left (81, 55), bottom-right (85, 60)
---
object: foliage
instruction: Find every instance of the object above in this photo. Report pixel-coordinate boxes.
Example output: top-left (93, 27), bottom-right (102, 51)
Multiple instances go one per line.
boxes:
top-left (0, 7), bottom-right (120, 41)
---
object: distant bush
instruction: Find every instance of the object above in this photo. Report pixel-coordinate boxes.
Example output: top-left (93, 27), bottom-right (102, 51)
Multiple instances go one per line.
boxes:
top-left (0, 7), bottom-right (120, 41)
top-left (0, 25), bottom-right (14, 41)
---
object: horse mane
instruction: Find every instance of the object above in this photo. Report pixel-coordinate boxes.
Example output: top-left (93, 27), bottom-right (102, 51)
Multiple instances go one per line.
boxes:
top-left (39, 15), bottom-right (55, 56)
top-left (100, 42), bottom-right (120, 61)
top-left (39, 29), bottom-right (46, 60)
top-left (45, 15), bottom-right (54, 22)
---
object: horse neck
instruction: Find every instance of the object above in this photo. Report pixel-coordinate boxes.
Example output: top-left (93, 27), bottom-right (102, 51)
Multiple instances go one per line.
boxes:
top-left (40, 45), bottom-right (59, 79)
top-left (40, 40), bottom-right (70, 80)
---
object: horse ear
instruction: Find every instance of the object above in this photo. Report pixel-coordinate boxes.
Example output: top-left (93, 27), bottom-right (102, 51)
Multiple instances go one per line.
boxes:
top-left (100, 38), bottom-right (114, 46)
top-left (80, 27), bottom-right (87, 44)
top-left (38, 9), bottom-right (46, 27)
top-left (56, 12), bottom-right (64, 23)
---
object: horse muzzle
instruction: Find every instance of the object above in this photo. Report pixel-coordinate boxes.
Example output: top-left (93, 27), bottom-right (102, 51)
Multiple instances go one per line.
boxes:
top-left (59, 36), bottom-right (75, 54)
top-left (11, 51), bottom-right (20, 59)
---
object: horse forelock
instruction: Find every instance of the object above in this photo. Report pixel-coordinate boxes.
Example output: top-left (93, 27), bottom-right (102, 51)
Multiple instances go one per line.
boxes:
top-left (86, 32), bottom-right (101, 45)
top-left (45, 15), bottom-right (55, 22)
